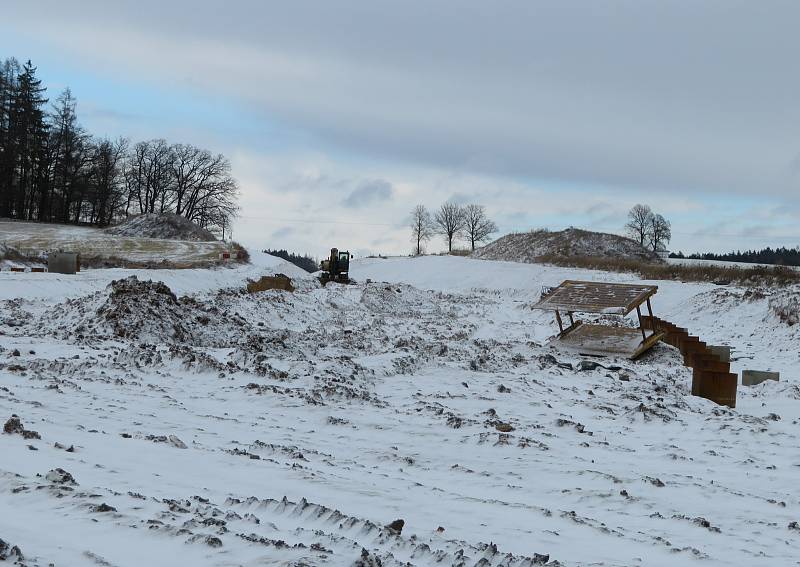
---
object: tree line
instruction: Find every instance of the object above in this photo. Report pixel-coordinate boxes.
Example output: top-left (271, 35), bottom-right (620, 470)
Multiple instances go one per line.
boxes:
top-left (670, 247), bottom-right (800, 267)
top-left (0, 58), bottom-right (238, 236)
top-left (410, 202), bottom-right (497, 254)
top-left (624, 204), bottom-right (671, 252)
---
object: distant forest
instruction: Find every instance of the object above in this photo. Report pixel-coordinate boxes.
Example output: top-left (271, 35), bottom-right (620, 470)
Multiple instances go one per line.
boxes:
top-left (264, 249), bottom-right (318, 272)
top-left (670, 247), bottom-right (800, 267)
top-left (0, 58), bottom-right (238, 237)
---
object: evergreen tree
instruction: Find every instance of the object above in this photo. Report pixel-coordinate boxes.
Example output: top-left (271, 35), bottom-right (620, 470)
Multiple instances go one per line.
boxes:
top-left (8, 60), bottom-right (48, 219)
top-left (0, 58), bottom-right (22, 216)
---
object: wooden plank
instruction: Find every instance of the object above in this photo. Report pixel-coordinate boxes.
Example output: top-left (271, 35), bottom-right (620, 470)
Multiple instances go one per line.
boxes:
top-left (691, 357), bottom-right (730, 374)
top-left (630, 330), bottom-right (666, 359)
top-left (532, 280), bottom-right (658, 315)
top-left (558, 319), bottom-right (583, 338)
top-left (692, 369), bottom-right (737, 408)
top-left (555, 324), bottom-right (662, 359)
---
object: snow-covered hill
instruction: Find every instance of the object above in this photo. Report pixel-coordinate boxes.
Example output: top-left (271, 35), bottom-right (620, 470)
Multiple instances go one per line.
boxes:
top-left (0, 254), bottom-right (797, 566)
top-left (105, 213), bottom-right (217, 242)
top-left (0, 220), bottom-right (231, 267)
top-left (474, 228), bottom-right (657, 263)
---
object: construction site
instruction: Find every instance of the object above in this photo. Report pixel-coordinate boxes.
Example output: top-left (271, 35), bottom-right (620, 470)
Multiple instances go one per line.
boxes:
top-left (0, 238), bottom-right (797, 566)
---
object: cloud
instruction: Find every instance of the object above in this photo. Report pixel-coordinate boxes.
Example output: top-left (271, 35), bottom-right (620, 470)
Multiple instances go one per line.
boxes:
top-left (342, 179), bottom-right (394, 209)
top-left (270, 226), bottom-right (294, 239)
top-left (9, 1), bottom-right (800, 255)
top-left (9, 1), bottom-right (800, 202)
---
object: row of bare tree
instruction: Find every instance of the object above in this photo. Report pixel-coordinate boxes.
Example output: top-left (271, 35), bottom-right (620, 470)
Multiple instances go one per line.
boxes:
top-left (410, 202), bottom-right (498, 254)
top-left (0, 58), bottom-right (238, 236)
top-left (624, 204), bottom-right (671, 252)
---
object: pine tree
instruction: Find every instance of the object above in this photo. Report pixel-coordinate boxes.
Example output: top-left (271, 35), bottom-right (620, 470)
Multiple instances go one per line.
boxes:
top-left (0, 58), bottom-right (21, 216)
top-left (9, 60), bottom-right (48, 219)
top-left (50, 87), bottom-right (91, 222)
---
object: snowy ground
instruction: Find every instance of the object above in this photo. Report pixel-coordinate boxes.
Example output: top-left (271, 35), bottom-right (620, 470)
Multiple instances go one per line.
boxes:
top-left (0, 221), bottom-right (229, 266)
top-left (1, 254), bottom-right (798, 566)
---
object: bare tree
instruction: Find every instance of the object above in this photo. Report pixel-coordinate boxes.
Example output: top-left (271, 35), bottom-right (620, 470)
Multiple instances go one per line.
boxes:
top-left (88, 136), bottom-right (128, 226)
top-left (463, 204), bottom-right (498, 251)
top-left (625, 204), bottom-right (654, 246)
top-left (434, 201), bottom-right (466, 252)
top-left (173, 146), bottom-right (238, 227)
top-left (648, 213), bottom-right (671, 252)
top-left (127, 139), bottom-right (173, 214)
top-left (409, 204), bottom-right (434, 255)
top-left (0, 57), bottom-right (242, 232)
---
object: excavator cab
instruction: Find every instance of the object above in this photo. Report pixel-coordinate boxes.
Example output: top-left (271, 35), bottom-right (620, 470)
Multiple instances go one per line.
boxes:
top-left (338, 251), bottom-right (350, 272)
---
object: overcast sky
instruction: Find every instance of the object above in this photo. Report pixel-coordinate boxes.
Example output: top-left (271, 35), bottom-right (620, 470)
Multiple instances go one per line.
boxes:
top-left (5, 1), bottom-right (800, 255)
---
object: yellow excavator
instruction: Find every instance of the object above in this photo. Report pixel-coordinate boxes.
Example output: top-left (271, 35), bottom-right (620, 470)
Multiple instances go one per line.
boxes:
top-left (319, 248), bottom-right (351, 284)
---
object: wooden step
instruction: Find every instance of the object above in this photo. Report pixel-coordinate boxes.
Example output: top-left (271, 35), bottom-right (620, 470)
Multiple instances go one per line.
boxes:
top-left (655, 317), bottom-right (738, 408)
top-left (692, 369), bottom-right (737, 408)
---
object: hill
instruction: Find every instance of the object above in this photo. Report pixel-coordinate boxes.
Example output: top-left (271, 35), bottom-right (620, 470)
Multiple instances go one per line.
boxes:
top-left (0, 220), bottom-right (231, 268)
top-left (473, 227), bottom-right (658, 263)
top-left (105, 213), bottom-right (217, 241)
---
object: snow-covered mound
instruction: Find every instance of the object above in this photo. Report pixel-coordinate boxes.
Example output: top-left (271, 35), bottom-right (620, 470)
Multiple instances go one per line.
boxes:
top-left (474, 228), bottom-right (657, 263)
top-left (105, 213), bottom-right (217, 241)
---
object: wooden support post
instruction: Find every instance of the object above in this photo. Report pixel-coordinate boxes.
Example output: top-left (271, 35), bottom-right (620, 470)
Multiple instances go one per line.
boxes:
top-left (555, 309), bottom-right (564, 333)
top-left (567, 312), bottom-right (575, 327)
top-left (636, 306), bottom-right (647, 342)
top-left (645, 299), bottom-right (655, 337)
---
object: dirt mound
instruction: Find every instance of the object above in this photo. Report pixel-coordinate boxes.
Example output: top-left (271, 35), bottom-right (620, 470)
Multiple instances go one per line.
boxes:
top-left (473, 227), bottom-right (657, 263)
top-left (38, 276), bottom-right (247, 345)
top-left (105, 213), bottom-right (217, 241)
top-left (98, 276), bottom-right (189, 341)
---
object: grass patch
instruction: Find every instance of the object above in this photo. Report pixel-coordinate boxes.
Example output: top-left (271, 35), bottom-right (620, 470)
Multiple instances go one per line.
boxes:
top-left (445, 249), bottom-right (472, 257)
top-left (0, 244), bottom-right (28, 263)
top-left (535, 254), bottom-right (800, 287)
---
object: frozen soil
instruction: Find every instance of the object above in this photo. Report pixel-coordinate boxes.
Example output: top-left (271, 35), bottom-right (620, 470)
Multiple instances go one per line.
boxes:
top-left (0, 256), bottom-right (798, 566)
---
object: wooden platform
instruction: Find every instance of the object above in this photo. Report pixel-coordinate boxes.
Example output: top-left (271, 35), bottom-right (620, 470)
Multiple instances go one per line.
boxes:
top-left (556, 322), bottom-right (666, 359)
top-left (534, 280), bottom-right (664, 359)
top-left (534, 280), bottom-right (658, 316)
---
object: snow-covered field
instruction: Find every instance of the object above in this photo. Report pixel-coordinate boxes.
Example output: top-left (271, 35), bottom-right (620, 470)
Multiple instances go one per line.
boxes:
top-left (1, 254), bottom-right (798, 566)
top-left (0, 221), bottom-right (229, 266)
